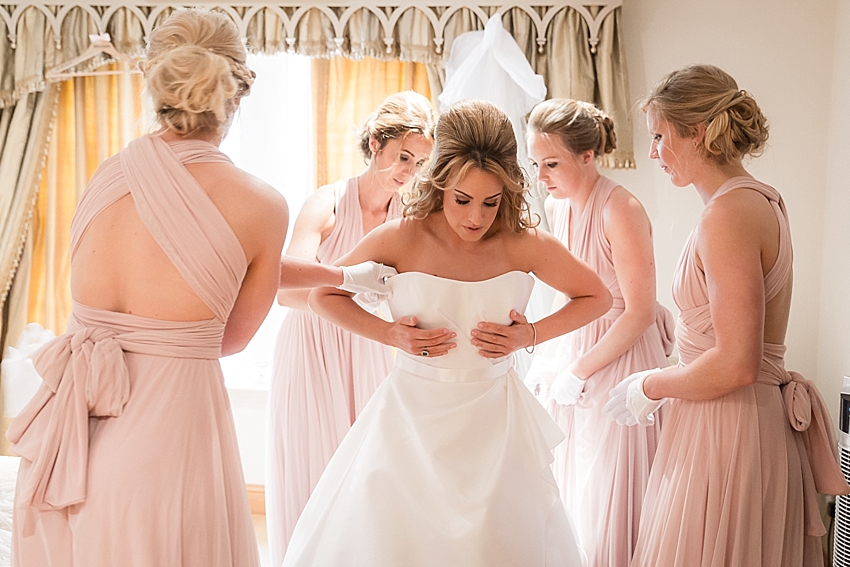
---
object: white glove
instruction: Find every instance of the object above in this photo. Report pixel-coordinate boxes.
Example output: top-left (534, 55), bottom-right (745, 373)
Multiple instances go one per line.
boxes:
top-left (626, 369), bottom-right (666, 425)
top-left (524, 355), bottom-right (559, 398)
top-left (549, 369), bottom-right (586, 406)
top-left (602, 368), bottom-right (662, 426)
top-left (339, 262), bottom-right (397, 295)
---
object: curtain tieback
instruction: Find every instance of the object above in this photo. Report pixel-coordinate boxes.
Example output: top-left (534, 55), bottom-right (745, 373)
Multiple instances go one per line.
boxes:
top-left (6, 327), bottom-right (131, 510)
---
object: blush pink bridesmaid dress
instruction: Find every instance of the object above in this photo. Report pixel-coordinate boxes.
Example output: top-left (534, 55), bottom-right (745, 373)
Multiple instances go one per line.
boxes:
top-left (536, 175), bottom-right (674, 567)
top-left (632, 177), bottom-right (849, 567)
top-left (265, 178), bottom-right (400, 565)
top-left (7, 135), bottom-right (260, 567)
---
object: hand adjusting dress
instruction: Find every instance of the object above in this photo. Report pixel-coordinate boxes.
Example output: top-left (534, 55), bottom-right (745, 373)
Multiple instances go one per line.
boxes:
top-left (7, 135), bottom-right (260, 567)
top-left (632, 177), bottom-right (850, 567)
top-left (282, 271), bottom-right (583, 567)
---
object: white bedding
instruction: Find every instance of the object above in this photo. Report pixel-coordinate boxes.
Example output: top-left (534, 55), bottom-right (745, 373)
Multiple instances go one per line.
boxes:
top-left (0, 456), bottom-right (19, 567)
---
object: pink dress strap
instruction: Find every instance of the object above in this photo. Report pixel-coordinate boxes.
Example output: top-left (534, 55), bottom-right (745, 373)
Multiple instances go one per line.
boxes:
top-left (570, 176), bottom-right (623, 320)
top-left (316, 177), bottom-right (402, 264)
top-left (709, 176), bottom-right (793, 302)
top-left (118, 135), bottom-right (247, 322)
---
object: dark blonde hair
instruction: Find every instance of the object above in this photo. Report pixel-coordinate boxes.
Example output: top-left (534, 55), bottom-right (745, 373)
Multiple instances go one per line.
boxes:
top-left (142, 9), bottom-right (256, 135)
top-left (356, 91), bottom-right (436, 161)
top-left (528, 98), bottom-right (616, 156)
top-left (403, 99), bottom-right (536, 233)
top-left (642, 64), bottom-right (769, 164)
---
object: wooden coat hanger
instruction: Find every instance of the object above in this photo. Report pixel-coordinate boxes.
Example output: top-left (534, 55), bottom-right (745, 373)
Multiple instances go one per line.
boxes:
top-left (46, 33), bottom-right (141, 81)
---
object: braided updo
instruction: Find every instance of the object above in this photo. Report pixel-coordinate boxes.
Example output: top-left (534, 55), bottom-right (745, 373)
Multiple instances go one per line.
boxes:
top-left (527, 98), bottom-right (617, 157)
top-left (642, 64), bottom-right (769, 164)
top-left (142, 9), bottom-right (256, 135)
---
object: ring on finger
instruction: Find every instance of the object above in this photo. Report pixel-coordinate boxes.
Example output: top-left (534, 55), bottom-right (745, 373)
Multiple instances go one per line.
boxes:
top-left (420, 349), bottom-right (429, 357)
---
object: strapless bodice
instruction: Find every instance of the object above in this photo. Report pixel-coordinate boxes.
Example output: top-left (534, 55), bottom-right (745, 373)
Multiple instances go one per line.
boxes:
top-left (386, 271), bottom-right (534, 375)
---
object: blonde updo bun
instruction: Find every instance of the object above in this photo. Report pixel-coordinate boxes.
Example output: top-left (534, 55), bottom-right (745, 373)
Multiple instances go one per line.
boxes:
top-left (527, 98), bottom-right (617, 157)
top-left (642, 64), bottom-right (769, 164)
top-left (356, 91), bottom-right (436, 162)
top-left (142, 9), bottom-right (255, 135)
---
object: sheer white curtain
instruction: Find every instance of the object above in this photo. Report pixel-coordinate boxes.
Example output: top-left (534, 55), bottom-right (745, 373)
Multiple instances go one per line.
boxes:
top-left (219, 52), bottom-right (313, 391)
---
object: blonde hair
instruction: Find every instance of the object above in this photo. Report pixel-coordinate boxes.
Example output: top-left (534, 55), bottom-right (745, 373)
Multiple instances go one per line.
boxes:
top-left (528, 98), bottom-right (616, 156)
top-left (642, 64), bottom-right (769, 164)
top-left (356, 91), bottom-right (436, 161)
top-left (403, 99), bottom-right (536, 233)
top-left (142, 9), bottom-right (256, 135)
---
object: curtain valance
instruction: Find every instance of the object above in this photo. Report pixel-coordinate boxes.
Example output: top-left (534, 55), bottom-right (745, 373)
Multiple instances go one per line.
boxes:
top-left (0, 1), bottom-right (632, 168)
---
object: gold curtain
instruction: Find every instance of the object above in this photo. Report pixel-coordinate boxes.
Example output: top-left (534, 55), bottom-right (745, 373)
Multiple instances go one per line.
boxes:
top-left (313, 56), bottom-right (432, 188)
top-left (0, 5), bottom-right (145, 348)
top-left (0, 5), bottom-right (58, 353)
top-left (26, 64), bottom-right (144, 335)
top-left (248, 6), bottom-right (633, 169)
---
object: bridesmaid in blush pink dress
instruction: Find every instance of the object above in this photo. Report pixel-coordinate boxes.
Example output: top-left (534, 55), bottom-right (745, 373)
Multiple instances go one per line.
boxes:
top-left (524, 99), bottom-right (673, 567)
top-left (604, 64), bottom-right (849, 567)
top-left (266, 91), bottom-right (435, 564)
top-left (5, 10), bottom-right (389, 566)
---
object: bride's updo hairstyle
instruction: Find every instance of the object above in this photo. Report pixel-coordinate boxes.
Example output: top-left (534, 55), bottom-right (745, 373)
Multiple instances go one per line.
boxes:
top-left (142, 8), bottom-right (256, 135)
top-left (404, 99), bottom-right (536, 233)
top-left (642, 64), bottom-right (769, 165)
top-left (528, 98), bottom-right (616, 157)
top-left (356, 91), bottom-right (436, 162)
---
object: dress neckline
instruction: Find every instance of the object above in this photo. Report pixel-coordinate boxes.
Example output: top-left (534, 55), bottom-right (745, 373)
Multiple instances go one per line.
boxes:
top-left (391, 270), bottom-right (530, 284)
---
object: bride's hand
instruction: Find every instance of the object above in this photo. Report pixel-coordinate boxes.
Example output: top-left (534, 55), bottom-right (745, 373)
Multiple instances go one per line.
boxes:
top-left (472, 310), bottom-right (533, 358)
top-left (387, 316), bottom-right (457, 358)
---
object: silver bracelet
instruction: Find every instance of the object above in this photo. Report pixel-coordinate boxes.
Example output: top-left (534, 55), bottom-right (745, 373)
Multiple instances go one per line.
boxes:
top-left (524, 321), bottom-right (537, 354)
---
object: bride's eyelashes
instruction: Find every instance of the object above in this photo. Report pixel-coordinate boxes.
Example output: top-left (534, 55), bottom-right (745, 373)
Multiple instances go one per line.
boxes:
top-left (453, 198), bottom-right (500, 208)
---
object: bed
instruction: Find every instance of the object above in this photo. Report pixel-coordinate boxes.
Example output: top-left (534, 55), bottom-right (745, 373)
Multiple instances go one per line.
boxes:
top-left (0, 456), bottom-right (18, 566)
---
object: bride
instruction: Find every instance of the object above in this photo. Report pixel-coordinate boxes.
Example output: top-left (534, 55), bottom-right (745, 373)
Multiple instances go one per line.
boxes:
top-left (283, 99), bottom-right (612, 566)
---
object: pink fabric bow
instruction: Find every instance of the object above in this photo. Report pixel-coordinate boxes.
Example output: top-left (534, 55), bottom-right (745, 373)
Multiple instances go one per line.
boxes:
top-left (6, 327), bottom-right (131, 510)
top-left (780, 371), bottom-right (850, 535)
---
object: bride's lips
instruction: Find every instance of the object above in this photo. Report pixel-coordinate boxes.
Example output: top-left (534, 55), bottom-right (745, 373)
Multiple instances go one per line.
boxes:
top-left (464, 225), bottom-right (483, 234)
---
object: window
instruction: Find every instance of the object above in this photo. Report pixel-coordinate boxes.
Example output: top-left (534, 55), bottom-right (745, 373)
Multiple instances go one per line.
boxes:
top-left (219, 52), bottom-right (313, 391)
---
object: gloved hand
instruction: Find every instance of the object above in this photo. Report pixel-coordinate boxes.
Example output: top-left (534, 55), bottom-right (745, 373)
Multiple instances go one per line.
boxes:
top-left (550, 369), bottom-right (586, 406)
top-left (339, 262), bottom-right (397, 295)
top-left (602, 368), bottom-right (662, 426)
top-left (524, 355), bottom-right (559, 398)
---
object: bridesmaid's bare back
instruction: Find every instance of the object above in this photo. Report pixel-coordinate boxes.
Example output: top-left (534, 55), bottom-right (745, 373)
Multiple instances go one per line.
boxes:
top-left (72, 149), bottom-right (286, 323)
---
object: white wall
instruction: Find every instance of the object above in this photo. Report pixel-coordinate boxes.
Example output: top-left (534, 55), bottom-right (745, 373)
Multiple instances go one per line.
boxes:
top-left (603, 0), bottom-right (845, 420)
top-left (819, 0), bottom-right (850, 425)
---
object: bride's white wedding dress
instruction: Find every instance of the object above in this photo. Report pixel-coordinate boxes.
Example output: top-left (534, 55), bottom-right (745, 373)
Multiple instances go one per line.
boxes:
top-left (282, 271), bottom-right (584, 567)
